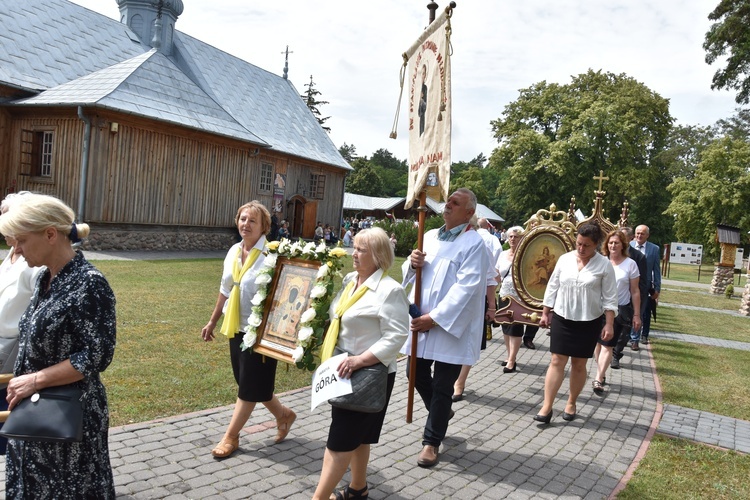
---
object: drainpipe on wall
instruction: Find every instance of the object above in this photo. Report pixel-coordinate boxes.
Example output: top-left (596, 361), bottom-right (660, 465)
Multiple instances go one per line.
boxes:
top-left (339, 173), bottom-right (348, 231)
top-left (76, 106), bottom-right (90, 221)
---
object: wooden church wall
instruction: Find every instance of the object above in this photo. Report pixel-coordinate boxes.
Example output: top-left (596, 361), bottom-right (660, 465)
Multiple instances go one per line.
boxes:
top-left (3, 108), bottom-right (346, 230)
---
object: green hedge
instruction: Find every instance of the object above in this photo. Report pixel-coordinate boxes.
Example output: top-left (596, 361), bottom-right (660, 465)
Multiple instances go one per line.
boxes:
top-left (375, 216), bottom-right (444, 257)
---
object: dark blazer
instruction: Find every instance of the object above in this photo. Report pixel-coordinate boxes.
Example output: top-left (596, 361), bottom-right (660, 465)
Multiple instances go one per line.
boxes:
top-left (628, 246), bottom-right (648, 313)
top-left (631, 240), bottom-right (661, 293)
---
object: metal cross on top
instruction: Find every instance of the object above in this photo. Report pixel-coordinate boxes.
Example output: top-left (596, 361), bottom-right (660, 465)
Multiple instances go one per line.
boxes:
top-left (593, 170), bottom-right (609, 192)
top-left (281, 45), bottom-right (294, 80)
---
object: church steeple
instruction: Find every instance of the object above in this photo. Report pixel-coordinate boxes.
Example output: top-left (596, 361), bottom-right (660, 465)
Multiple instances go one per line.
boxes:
top-left (117, 0), bottom-right (184, 56)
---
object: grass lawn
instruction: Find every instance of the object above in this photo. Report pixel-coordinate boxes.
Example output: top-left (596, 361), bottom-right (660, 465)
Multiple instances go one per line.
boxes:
top-left (649, 340), bottom-right (750, 420)
top-left (662, 262), bottom-right (748, 286)
top-left (651, 306), bottom-right (750, 343)
top-left (660, 288), bottom-right (743, 312)
top-left (617, 435), bottom-right (750, 500)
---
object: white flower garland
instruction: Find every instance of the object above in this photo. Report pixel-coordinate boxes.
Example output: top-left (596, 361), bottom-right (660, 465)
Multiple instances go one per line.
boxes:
top-left (240, 238), bottom-right (347, 371)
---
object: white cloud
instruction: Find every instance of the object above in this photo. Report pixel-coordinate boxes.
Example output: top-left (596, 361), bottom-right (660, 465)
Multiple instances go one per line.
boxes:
top-left (69, 0), bottom-right (738, 162)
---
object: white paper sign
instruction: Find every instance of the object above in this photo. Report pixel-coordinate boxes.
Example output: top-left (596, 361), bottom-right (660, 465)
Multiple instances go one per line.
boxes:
top-left (669, 242), bottom-right (703, 266)
top-left (310, 352), bottom-right (352, 411)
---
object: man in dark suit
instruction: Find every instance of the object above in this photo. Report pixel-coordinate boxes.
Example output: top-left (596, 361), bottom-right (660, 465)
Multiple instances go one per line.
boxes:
top-left (612, 227), bottom-right (647, 368)
top-left (630, 225), bottom-right (661, 347)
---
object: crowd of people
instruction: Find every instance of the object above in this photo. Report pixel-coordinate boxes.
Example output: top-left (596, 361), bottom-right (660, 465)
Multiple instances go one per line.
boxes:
top-left (0, 187), bottom-right (660, 498)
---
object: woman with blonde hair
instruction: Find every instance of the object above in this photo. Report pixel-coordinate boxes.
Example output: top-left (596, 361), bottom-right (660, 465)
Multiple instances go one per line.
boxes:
top-left (313, 227), bottom-right (409, 500)
top-left (201, 201), bottom-right (296, 459)
top-left (1, 194), bottom-right (116, 498)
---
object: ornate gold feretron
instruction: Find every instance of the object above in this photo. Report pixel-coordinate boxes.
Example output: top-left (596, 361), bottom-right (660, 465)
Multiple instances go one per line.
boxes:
top-left (495, 170), bottom-right (626, 326)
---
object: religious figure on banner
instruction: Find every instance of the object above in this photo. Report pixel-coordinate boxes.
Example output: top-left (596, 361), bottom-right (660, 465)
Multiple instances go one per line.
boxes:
top-left (419, 64), bottom-right (428, 136)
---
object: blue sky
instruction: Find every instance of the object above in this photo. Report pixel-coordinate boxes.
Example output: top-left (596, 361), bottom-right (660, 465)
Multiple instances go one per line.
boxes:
top-left (70, 0), bottom-right (738, 163)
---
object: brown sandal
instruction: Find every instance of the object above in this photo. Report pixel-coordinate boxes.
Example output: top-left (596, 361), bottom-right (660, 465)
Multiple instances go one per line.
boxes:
top-left (211, 434), bottom-right (239, 459)
top-left (275, 407), bottom-right (297, 443)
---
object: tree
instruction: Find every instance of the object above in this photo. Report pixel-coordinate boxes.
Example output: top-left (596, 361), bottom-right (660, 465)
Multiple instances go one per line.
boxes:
top-left (369, 148), bottom-right (408, 197)
top-left (370, 148), bottom-right (406, 171)
top-left (714, 107), bottom-right (750, 139)
top-left (346, 158), bottom-right (384, 197)
top-left (301, 75), bottom-right (331, 132)
top-left (450, 166), bottom-right (489, 206)
top-left (704, 0), bottom-right (750, 104)
top-left (449, 153), bottom-right (496, 208)
top-left (659, 124), bottom-right (715, 181)
top-left (338, 143), bottom-right (358, 163)
top-left (487, 70), bottom-right (674, 240)
top-left (666, 136), bottom-right (750, 260)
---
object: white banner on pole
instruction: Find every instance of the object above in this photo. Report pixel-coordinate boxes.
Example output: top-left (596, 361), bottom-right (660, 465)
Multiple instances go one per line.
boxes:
top-left (403, 8), bottom-right (453, 209)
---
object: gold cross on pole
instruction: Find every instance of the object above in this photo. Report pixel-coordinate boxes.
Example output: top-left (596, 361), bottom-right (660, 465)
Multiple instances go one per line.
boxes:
top-left (593, 170), bottom-right (609, 191)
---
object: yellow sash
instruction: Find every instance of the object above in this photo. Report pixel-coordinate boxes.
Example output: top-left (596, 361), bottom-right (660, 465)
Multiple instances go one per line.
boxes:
top-left (320, 279), bottom-right (370, 362)
top-left (220, 246), bottom-right (261, 338)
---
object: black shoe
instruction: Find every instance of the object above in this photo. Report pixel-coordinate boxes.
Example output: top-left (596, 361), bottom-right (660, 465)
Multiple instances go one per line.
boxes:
top-left (533, 412), bottom-right (552, 424)
top-left (562, 411), bottom-right (576, 422)
top-left (333, 483), bottom-right (369, 499)
top-left (451, 393), bottom-right (463, 402)
top-left (503, 363), bottom-right (517, 373)
top-left (523, 339), bottom-right (536, 350)
top-left (611, 358), bottom-right (620, 369)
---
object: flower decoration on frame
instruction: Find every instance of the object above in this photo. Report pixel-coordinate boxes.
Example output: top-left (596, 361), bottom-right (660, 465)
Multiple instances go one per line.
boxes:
top-left (241, 238), bottom-right (348, 371)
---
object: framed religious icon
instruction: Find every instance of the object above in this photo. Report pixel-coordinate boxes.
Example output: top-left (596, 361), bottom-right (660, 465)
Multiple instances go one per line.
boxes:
top-left (512, 224), bottom-right (575, 309)
top-left (253, 257), bottom-right (320, 364)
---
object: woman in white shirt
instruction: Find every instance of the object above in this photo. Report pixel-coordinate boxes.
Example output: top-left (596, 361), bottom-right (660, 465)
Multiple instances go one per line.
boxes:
top-left (201, 201), bottom-right (296, 459)
top-left (496, 226), bottom-right (538, 373)
top-left (535, 223), bottom-right (618, 424)
top-left (313, 228), bottom-right (409, 500)
top-left (592, 230), bottom-right (641, 395)
top-left (0, 192), bottom-right (42, 454)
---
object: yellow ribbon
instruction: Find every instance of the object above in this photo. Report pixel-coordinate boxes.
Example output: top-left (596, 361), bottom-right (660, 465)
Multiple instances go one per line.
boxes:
top-left (220, 246), bottom-right (261, 338)
top-left (320, 279), bottom-right (370, 362)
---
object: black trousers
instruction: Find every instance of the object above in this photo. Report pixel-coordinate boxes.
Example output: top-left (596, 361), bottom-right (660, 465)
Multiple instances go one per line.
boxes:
top-left (406, 357), bottom-right (462, 447)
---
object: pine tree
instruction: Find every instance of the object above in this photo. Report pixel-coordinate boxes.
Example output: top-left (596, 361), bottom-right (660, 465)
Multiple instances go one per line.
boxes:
top-left (301, 75), bottom-right (331, 133)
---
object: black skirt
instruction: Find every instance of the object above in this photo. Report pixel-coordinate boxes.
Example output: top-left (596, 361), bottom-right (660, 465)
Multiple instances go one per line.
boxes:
top-left (229, 334), bottom-right (277, 402)
top-left (326, 371), bottom-right (396, 452)
top-left (549, 312), bottom-right (603, 358)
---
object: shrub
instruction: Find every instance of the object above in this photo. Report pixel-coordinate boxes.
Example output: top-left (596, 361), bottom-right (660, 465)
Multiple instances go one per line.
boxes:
top-left (725, 284), bottom-right (734, 298)
top-left (375, 215), bottom-right (445, 257)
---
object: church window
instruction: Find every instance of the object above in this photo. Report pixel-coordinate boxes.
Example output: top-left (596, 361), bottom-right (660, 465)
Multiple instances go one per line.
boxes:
top-left (20, 129), bottom-right (54, 180)
top-left (259, 162), bottom-right (273, 192)
top-left (310, 174), bottom-right (325, 199)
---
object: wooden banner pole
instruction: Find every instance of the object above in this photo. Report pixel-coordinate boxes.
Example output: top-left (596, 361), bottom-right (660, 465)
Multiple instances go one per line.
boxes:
top-left (406, 189), bottom-right (427, 423)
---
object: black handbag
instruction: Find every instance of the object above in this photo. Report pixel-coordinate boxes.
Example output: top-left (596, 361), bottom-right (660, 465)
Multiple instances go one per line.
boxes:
top-left (328, 360), bottom-right (388, 414)
top-left (0, 385), bottom-right (84, 442)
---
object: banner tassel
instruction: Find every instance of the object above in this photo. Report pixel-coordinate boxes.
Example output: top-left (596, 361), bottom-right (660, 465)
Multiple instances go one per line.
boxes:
top-left (389, 53), bottom-right (408, 139)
